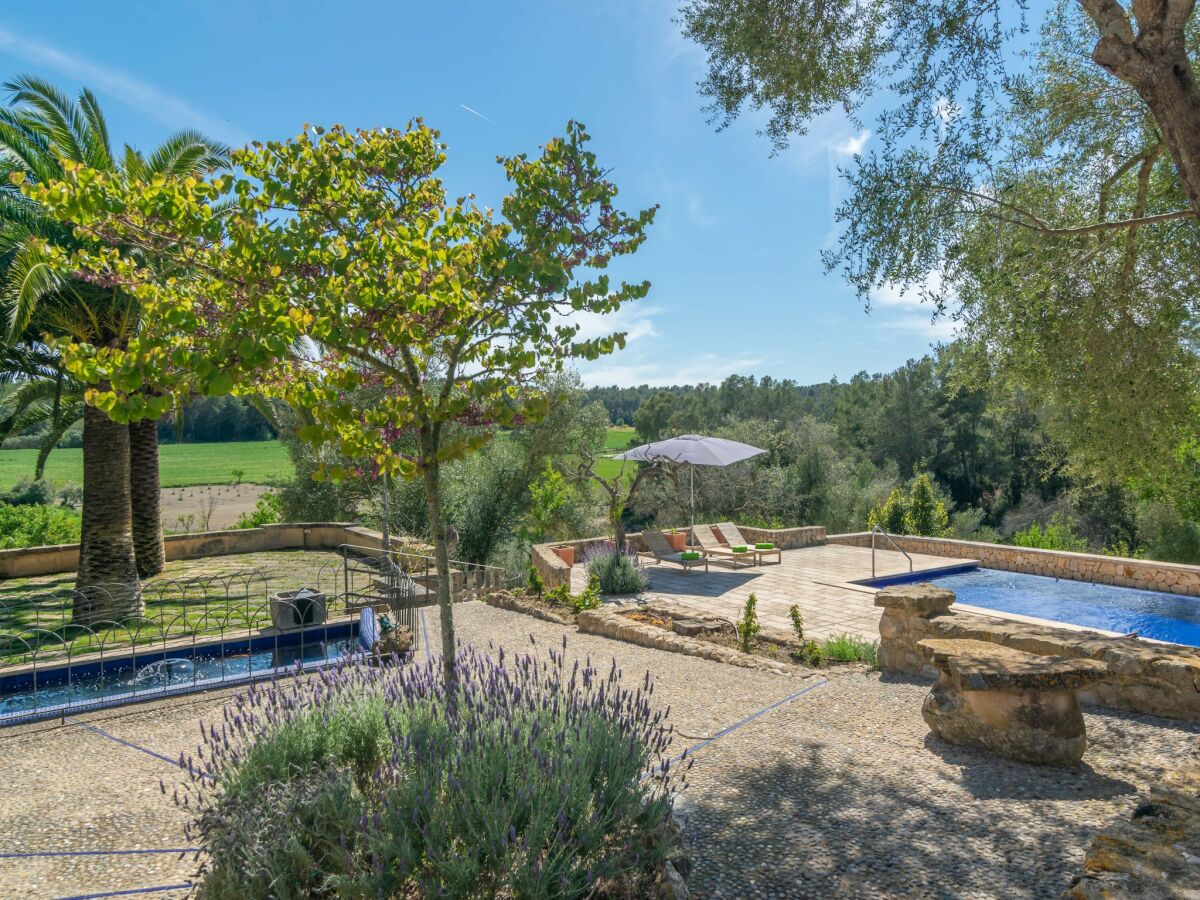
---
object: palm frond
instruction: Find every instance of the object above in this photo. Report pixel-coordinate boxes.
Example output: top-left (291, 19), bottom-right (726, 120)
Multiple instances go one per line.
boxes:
top-left (34, 398), bottom-right (83, 478)
top-left (143, 129), bottom-right (231, 177)
top-left (76, 87), bottom-right (113, 169)
top-left (0, 242), bottom-right (68, 342)
top-left (3, 75), bottom-right (89, 164)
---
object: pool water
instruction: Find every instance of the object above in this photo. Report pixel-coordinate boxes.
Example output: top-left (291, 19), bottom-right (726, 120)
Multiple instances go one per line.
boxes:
top-left (0, 636), bottom-right (359, 724)
top-left (869, 567), bottom-right (1200, 647)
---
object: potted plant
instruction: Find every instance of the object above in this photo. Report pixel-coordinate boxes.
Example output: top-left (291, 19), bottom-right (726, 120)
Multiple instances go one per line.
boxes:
top-left (666, 528), bottom-right (686, 552)
top-left (552, 544), bottom-right (576, 566)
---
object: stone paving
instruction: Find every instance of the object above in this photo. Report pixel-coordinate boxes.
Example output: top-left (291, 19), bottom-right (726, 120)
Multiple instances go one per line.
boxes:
top-left (572, 543), bottom-right (971, 641)
top-left (2, 600), bottom-right (1196, 899)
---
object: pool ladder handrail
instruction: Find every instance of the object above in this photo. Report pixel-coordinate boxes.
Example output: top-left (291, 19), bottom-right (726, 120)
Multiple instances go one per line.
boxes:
top-left (871, 525), bottom-right (913, 578)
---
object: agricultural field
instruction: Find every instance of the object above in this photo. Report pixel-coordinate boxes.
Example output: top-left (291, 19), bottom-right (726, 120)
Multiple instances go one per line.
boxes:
top-left (0, 440), bottom-right (293, 489)
top-left (596, 426), bottom-right (638, 480)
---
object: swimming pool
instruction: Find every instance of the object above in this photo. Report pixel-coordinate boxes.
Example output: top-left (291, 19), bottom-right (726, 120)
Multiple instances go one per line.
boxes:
top-left (862, 566), bottom-right (1200, 648)
top-left (0, 621), bottom-right (362, 726)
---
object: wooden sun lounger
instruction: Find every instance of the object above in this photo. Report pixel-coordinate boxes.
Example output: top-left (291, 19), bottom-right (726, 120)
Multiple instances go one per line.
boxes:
top-left (640, 530), bottom-right (708, 573)
top-left (691, 524), bottom-right (756, 568)
top-left (715, 522), bottom-right (782, 565)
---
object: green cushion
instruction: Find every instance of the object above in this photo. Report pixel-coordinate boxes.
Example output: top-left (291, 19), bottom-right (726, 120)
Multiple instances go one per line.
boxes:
top-left (680, 551), bottom-right (701, 560)
top-left (732, 545), bottom-right (749, 553)
top-left (755, 542), bottom-right (775, 550)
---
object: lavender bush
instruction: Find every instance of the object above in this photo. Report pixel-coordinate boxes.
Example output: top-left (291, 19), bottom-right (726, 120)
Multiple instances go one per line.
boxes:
top-left (177, 639), bottom-right (686, 898)
top-left (584, 542), bottom-right (648, 595)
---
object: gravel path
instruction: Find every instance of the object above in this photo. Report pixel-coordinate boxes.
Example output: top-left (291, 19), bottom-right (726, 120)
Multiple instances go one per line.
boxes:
top-left (1, 601), bottom-right (1195, 899)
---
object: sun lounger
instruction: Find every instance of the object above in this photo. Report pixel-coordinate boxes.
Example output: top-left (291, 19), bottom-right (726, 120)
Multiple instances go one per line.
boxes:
top-left (691, 524), bottom-right (756, 568)
top-left (715, 522), bottom-right (782, 565)
top-left (641, 530), bottom-right (708, 573)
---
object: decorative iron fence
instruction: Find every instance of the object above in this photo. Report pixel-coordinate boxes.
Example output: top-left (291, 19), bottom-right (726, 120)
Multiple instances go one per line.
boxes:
top-left (0, 545), bottom-right (509, 726)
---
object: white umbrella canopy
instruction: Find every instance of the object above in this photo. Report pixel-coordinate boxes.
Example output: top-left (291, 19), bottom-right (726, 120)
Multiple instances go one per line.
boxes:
top-left (612, 434), bottom-right (766, 535)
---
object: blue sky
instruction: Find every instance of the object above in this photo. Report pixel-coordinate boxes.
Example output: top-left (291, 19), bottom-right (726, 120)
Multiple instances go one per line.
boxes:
top-left (0, 0), bottom-right (957, 387)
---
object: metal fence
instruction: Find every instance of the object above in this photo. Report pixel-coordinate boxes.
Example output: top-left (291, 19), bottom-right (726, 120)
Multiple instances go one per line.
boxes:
top-left (0, 545), bottom-right (506, 726)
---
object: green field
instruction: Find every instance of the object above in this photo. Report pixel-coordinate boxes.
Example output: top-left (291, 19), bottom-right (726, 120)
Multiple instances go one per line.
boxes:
top-left (596, 426), bottom-right (639, 480)
top-left (0, 440), bottom-right (294, 489)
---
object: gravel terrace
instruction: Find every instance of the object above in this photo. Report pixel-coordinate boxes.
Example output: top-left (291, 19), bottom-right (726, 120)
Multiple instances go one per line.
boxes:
top-left (1, 601), bottom-right (1196, 899)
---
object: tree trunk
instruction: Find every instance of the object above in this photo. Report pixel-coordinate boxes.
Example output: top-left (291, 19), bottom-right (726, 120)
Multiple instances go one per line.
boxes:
top-left (129, 418), bottom-right (165, 578)
top-left (1083, 0), bottom-right (1200, 217)
top-left (419, 434), bottom-right (458, 687)
top-left (74, 403), bottom-right (142, 624)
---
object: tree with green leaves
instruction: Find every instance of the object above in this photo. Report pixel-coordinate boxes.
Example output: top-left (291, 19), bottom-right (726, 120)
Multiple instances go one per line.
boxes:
top-left (26, 120), bottom-right (655, 683)
top-left (681, 0), bottom-right (1200, 499)
top-left (0, 75), bottom-right (229, 618)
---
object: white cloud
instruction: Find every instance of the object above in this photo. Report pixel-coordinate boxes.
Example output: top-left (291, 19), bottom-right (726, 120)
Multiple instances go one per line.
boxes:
top-left (577, 350), bottom-right (766, 388)
top-left (0, 27), bottom-right (247, 146)
top-left (832, 129), bottom-right (870, 157)
top-left (564, 303), bottom-right (661, 345)
top-left (870, 269), bottom-right (950, 309)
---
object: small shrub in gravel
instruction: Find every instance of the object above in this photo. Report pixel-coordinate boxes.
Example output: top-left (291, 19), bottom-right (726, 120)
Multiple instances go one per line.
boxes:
top-left (736, 593), bottom-right (761, 653)
top-left (527, 561), bottom-right (544, 596)
top-left (545, 582), bottom-right (571, 606)
top-left (584, 542), bottom-right (648, 594)
top-left (788, 604), bottom-right (826, 667)
top-left (178, 645), bottom-right (686, 898)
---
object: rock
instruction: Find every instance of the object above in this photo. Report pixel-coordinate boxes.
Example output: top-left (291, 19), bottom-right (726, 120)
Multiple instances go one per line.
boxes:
top-left (658, 860), bottom-right (689, 899)
top-left (918, 639), bottom-right (1108, 766)
top-left (1066, 764), bottom-right (1200, 898)
top-left (874, 583), bottom-right (956, 616)
top-left (672, 618), bottom-right (708, 637)
top-left (374, 627), bottom-right (413, 658)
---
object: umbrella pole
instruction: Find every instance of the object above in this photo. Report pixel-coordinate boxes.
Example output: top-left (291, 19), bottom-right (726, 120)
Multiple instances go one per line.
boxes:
top-left (689, 464), bottom-right (694, 544)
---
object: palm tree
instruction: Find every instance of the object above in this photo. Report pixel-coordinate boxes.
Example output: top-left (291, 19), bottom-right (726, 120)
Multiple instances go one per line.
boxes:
top-left (0, 75), bottom-right (229, 621)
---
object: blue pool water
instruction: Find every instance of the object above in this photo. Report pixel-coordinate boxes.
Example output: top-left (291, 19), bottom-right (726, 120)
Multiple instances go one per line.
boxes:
top-left (0, 629), bottom-right (360, 725)
top-left (866, 567), bottom-right (1200, 647)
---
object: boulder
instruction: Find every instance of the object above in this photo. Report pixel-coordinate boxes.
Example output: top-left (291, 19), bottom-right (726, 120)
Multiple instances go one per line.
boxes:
top-left (875, 583), bottom-right (956, 616)
top-left (918, 638), bottom-right (1108, 766)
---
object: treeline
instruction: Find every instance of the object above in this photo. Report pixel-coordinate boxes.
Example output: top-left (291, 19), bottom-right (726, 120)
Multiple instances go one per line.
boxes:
top-left (585, 347), bottom-right (1200, 563)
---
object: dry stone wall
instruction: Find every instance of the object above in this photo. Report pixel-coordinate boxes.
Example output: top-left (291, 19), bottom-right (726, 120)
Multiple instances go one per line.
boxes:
top-left (876, 583), bottom-right (1200, 722)
top-left (830, 532), bottom-right (1200, 596)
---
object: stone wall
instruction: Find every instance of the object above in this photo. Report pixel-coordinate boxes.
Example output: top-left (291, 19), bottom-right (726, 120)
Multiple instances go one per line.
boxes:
top-left (0, 523), bottom-right (429, 579)
top-left (876, 583), bottom-right (1200, 722)
top-left (829, 531), bottom-right (1200, 596)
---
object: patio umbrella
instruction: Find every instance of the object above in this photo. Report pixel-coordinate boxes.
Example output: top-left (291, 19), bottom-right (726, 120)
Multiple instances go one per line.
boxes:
top-left (611, 434), bottom-right (766, 536)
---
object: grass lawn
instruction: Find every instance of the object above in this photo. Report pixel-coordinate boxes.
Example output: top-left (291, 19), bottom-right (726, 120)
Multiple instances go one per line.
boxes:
top-left (0, 550), bottom-right (343, 664)
top-left (0, 440), bottom-right (294, 489)
top-left (604, 425), bottom-right (637, 451)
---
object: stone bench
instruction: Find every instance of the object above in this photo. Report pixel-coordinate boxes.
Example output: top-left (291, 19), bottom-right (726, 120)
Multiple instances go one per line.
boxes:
top-left (917, 638), bottom-right (1109, 766)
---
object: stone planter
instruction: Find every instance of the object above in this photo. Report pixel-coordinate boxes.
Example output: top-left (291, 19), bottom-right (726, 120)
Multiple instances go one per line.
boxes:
top-left (552, 545), bottom-right (575, 566)
top-left (270, 588), bottom-right (327, 629)
top-left (666, 532), bottom-right (686, 552)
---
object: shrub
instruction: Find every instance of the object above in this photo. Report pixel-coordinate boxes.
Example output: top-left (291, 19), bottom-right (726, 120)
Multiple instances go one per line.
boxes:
top-left (1010, 515), bottom-right (1087, 552)
top-left (0, 502), bottom-right (80, 548)
top-left (527, 561), bottom-right (544, 596)
top-left (904, 472), bottom-right (950, 537)
top-left (787, 605), bottom-right (825, 667)
top-left (571, 574), bottom-right (604, 612)
top-left (736, 593), bottom-right (760, 653)
top-left (584, 542), bottom-right (648, 594)
top-left (544, 582), bottom-right (571, 606)
top-left (179, 647), bottom-right (685, 898)
top-left (821, 633), bottom-right (879, 666)
top-left (1, 478), bottom-right (55, 507)
top-left (233, 492), bottom-right (281, 529)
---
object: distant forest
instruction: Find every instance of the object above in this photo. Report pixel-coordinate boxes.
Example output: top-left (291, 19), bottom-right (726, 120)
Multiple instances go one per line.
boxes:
top-left (584, 347), bottom-right (1200, 563)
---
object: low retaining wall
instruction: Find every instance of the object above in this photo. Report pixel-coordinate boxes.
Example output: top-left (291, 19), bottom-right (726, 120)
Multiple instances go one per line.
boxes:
top-left (876, 583), bottom-right (1200, 722)
top-left (828, 531), bottom-right (1200, 597)
top-left (0, 523), bottom-right (428, 579)
top-left (576, 605), bottom-right (790, 674)
top-left (531, 524), bottom-right (828, 591)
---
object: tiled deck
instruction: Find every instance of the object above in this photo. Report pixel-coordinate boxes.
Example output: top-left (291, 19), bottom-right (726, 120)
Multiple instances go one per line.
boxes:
top-left (573, 543), bottom-right (973, 640)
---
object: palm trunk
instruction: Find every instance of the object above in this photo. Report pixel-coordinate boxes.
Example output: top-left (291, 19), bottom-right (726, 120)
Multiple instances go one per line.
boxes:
top-left (129, 418), bottom-right (165, 578)
top-left (419, 432), bottom-right (458, 687)
top-left (74, 402), bottom-right (142, 624)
